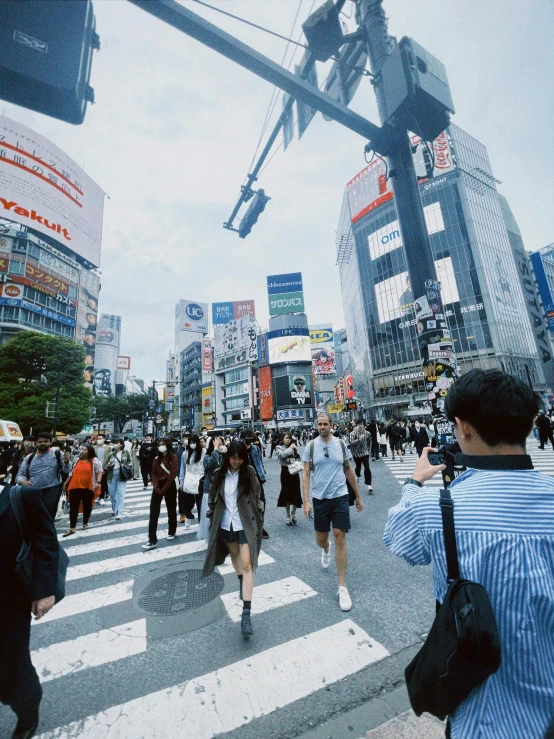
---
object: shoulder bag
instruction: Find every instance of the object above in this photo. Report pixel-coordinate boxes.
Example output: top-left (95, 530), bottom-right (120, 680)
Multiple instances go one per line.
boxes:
top-left (118, 452), bottom-right (133, 481)
top-left (9, 485), bottom-right (68, 604)
top-left (404, 488), bottom-right (501, 720)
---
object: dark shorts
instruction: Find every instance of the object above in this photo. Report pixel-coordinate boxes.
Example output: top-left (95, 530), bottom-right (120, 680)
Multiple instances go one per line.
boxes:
top-left (390, 439), bottom-right (402, 451)
top-left (219, 525), bottom-right (247, 545)
top-left (313, 494), bottom-right (350, 533)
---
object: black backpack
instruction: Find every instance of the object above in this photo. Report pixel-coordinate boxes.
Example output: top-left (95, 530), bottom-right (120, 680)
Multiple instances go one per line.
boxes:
top-left (405, 488), bottom-right (501, 720)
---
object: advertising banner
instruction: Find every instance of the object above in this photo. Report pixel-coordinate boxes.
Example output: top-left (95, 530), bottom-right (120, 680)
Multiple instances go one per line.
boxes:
top-left (346, 130), bottom-right (456, 224)
top-left (368, 201), bottom-right (445, 261)
top-left (258, 365), bottom-right (273, 420)
top-left (202, 339), bottom-right (213, 371)
top-left (328, 403), bottom-right (344, 414)
top-left (175, 300), bottom-right (208, 334)
top-left (0, 115), bottom-right (105, 267)
top-left (267, 272), bottom-right (305, 316)
top-left (257, 332), bottom-right (268, 367)
top-left (310, 324), bottom-right (336, 376)
top-left (212, 300), bottom-right (256, 325)
top-left (214, 316), bottom-right (253, 358)
top-left (117, 356), bottom-right (131, 370)
top-left (277, 409), bottom-right (304, 421)
top-left (267, 327), bottom-right (311, 364)
top-left (201, 384), bottom-right (214, 428)
top-left (94, 328), bottom-right (118, 397)
top-left (76, 268), bottom-right (100, 392)
top-left (345, 375), bottom-right (355, 399)
top-left (289, 373), bottom-right (312, 405)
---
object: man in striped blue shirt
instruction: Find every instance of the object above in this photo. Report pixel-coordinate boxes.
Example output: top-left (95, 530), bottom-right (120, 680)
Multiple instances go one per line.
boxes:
top-left (384, 369), bottom-right (554, 738)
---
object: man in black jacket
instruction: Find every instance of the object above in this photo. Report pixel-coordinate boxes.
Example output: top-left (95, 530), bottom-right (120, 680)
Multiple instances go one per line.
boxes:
top-left (138, 435), bottom-right (156, 489)
top-left (0, 484), bottom-right (59, 738)
top-left (536, 410), bottom-right (554, 450)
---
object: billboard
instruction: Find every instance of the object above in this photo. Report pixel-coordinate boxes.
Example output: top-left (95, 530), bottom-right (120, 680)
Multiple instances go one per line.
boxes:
top-left (76, 268), bottom-right (100, 392)
top-left (346, 130), bottom-right (456, 224)
top-left (267, 272), bottom-right (305, 316)
top-left (175, 300), bottom-right (208, 334)
top-left (0, 115), bottom-right (104, 267)
top-left (258, 365), bottom-right (273, 420)
top-left (214, 316), bottom-right (253, 357)
top-left (531, 252), bottom-right (554, 333)
top-left (117, 356), bottom-right (131, 371)
top-left (94, 328), bottom-right (119, 396)
top-left (201, 384), bottom-right (214, 429)
top-left (310, 324), bottom-right (336, 376)
top-left (212, 300), bottom-right (256, 325)
top-left (368, 202), bottom-right (445, 260)
top-left (268, 327), bottom-right (311, 365)
top-left (257, 332), bottom-right (268, 367)
top-left (202, 339), bottom-right (213, 371)
top-left (374, 256), bottom-right (459, 324)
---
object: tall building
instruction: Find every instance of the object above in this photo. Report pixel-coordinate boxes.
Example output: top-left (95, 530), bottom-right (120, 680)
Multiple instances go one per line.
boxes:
top-left (0, 115), bottom-right (104, 393)
top-left (336, 124), bottom-right (544, 419)
top-left (174, 299), bottom-right (208, 426)
top-left (180, 342), bottom-right (203, 430)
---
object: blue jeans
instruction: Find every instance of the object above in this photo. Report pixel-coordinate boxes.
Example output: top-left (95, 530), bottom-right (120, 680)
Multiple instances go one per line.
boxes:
top-left (108, 476), bottom-right (127, 516)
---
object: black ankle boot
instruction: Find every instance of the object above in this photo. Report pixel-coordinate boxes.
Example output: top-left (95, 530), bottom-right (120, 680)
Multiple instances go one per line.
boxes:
top-left (241, 609), bottom-right (253, 636)
top-left (13, 718), bottom-right (39, 739)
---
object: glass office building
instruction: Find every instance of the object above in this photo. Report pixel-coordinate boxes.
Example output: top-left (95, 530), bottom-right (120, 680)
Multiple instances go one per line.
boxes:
top-left (337, 124), bottom-right (544, 418)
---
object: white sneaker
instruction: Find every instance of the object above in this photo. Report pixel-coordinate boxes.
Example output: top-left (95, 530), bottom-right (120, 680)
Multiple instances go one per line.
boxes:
top-left (166, 534), bottom-right (175, 540)
top-left (321, 539), bottom-right (332, 569)
top-left (141, 541), bottom-right (157, 550)
top-left (338, 586), bottom-right (352, 612)
top-left (98, 499), bottom-right (105, 506)
top-left (367, 485), bottom-right (373, 493)
top-left (115, 515), bottom-right (121, 520)
top-left (184, 519), bottom-right (191, 529)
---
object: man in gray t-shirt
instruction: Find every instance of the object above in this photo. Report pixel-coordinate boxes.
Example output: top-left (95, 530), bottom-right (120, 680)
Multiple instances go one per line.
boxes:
top-left (302, 414), bottom-right (363, 612)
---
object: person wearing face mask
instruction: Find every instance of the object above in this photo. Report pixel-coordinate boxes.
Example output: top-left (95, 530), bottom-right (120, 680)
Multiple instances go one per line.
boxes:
top-left (139, 435), bottom-right (156, 489)
top-left (181, 432), bottom-right (206, 529)
top-left (105, 438), bottom-right (132, 520)
top-left (130, 438), bottom-right (141, 479)
top-left (142, 438), bottom-right (178, 550)
top-left (413, 419), bottom-right (430, 457)
top-left (177, 432), bottom-right (190, 524)
top-left (62, 444), bottom-right (103, 536)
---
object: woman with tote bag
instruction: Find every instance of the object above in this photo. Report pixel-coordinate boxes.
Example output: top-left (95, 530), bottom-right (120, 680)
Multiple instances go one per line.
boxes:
top-left (181, 432), bottom-right (206, 529)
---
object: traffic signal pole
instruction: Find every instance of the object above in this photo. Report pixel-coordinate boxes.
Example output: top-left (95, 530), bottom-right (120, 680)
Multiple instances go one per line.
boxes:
top-left (360, 0), bottom-right (459, 438)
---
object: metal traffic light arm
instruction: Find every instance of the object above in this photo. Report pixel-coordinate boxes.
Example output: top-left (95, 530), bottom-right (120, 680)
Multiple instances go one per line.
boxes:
top-left (127, 1), bottom-right (388, 154)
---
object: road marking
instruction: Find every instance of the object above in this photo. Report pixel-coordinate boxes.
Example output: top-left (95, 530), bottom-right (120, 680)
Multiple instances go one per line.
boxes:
top-left (217, 550), bottom-right (274, 575)
top-left (62, 527), bottom-right (195, 556)
top-left (31, 581), bottom-right (134, 626)
top-left (32, 619), bottom-right (147, 683)
top-left (37, 619), bottom-right (388, 738)
top-left (67, 540), bottom-right (208, 582)
top-left (221, 576), bottom-right (316, 622)
top-left (57, 518), bottom-right (197, 542)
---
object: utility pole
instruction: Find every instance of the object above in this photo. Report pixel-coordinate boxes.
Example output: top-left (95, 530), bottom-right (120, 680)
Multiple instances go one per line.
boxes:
top-left (52, 369), bottom-right (62, 436)
top-left (359, 0), bottom-right (458, 442)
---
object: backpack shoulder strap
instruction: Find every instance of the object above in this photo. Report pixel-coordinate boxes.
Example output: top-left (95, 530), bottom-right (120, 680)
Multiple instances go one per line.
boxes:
top-left (25, 450), bottom-right (37, 479)
top-left (9, 486), bottom-right (29, 542)
top-left (439, 488), bottom-right (460, 582)
top-left (338, 439), bottom-right (349, 471)
top-left (309, 440), bottom-right (315, 472)
top-left (55, 448), bottom-right (62, 473)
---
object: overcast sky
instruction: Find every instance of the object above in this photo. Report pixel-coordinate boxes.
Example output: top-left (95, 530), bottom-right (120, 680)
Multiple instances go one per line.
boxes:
top-left (6, 0), bottom-right (554, 383)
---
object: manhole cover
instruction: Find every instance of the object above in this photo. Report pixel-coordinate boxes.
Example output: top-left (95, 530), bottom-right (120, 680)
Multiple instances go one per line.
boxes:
top-left (136, 569), bottom-right (224, 615)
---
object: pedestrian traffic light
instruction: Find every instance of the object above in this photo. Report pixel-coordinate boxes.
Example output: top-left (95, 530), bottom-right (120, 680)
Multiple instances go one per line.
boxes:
top-left (0, 0), bottom-right (100, 124)
top-left (238, 189), bottom-right (271, 239)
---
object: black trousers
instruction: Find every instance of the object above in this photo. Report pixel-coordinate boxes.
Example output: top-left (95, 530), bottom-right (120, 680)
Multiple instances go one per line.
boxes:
top-left (148, 483), bottom-right (177, 544)
top-left (0, 606), bottom-right (42, 725)
top-left (140, 462), bottom-right (152, 487)
top-left (179, 491), bottom-right (202, 520)
top-left (99, 473), bottom-right (109, 500)
top-left (371, 439), bottom-right (379, 460)
top-left (41, 484), bottom-right (62, 519)
top-left (353, 455), bottom-right (372, 485)
top-left (539, 431), bottom-right (554, 449)
top-left (69, 488), bottom-right (94, 528)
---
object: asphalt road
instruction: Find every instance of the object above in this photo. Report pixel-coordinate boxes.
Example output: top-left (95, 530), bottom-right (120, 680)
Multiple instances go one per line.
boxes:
top-left (0, 447), bottom-right (436, 739)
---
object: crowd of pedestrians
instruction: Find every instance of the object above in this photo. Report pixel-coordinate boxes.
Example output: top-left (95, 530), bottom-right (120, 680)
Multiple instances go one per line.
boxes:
top-left (2, 368), bottom-right (554, 737)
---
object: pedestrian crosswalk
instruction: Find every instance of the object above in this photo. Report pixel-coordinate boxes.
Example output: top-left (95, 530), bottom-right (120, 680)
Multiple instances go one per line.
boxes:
top-left (380, 437), bottom-right (554, 489)
top-left (26, 477), bottom-right (390, 739)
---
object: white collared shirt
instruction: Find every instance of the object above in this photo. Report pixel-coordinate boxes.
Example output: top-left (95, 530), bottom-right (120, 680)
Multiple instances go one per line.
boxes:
top-left (220, 468), bottom-right (243, 531)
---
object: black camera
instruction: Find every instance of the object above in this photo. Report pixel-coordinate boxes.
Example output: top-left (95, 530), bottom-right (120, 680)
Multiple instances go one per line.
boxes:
top-left (428, 441), bottom-right (463, 468)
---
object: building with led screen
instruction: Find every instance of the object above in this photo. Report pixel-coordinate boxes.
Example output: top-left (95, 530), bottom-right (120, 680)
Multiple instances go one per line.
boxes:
top-left (336, 123), bottom-right (544, 418)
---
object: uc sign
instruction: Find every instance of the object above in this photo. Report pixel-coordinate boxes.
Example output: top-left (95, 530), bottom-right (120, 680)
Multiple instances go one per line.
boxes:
top-left (310, 329), bottom-right (333, 343)
top-left (185, 303), bottom-right (204, 321)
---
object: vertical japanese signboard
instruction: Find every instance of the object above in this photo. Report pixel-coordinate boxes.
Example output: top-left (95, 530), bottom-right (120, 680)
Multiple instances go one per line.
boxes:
top-left (258, 365), bottom-right (273, 421)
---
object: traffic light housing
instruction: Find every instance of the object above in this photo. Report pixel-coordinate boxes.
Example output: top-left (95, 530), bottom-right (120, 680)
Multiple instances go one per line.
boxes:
top-left (238, 189), bottom-right (271, 239)
top-left (0, 0), bottom-right (99, 125)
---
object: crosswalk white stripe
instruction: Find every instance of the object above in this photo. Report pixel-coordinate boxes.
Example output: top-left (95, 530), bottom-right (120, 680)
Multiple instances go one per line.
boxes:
top-left (217, 550), bottom-right (275, 575)
top-left (221, 576), bottom-right (316, 622)
top-left (32, 619), bottom-right (147, 683)
top-left (67, 540), bottom-right (208, 582)
top-left (37, 619), bottom-right (388, 739)
top-left (63, 526), bottom-right (198, 556)
top-left (31, 581), bottom-right (134, 626)
top-left (56, 505), bottom-right (160, 533)
top-left (58, 519), bottom-right (197, 542)
top-left (86, 501), bottom-right (150, 518)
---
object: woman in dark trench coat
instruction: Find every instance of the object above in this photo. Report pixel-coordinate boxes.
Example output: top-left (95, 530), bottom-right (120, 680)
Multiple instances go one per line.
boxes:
top-left (202, 440), bottom-right (264, 636)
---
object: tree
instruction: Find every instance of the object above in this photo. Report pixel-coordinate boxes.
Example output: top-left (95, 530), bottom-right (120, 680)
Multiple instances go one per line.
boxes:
top-left (0, 331), bottom-right (91, 435)
top-left (92, 394), bottom-right (150, 433)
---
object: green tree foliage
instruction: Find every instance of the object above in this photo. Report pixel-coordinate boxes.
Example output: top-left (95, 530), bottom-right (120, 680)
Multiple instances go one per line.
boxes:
top-left (0, 332), bottom-right (91, 434)
top-left (92, 394), bottom-right (150, 433)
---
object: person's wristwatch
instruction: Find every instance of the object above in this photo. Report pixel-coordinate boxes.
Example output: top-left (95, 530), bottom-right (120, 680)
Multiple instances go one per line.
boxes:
top-left (404, 477), bottom-right (423, 487)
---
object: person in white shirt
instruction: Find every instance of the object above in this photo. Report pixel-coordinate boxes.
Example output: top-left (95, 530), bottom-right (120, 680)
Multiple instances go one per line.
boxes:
top-left (202, 441), bottom-right (264, 636)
